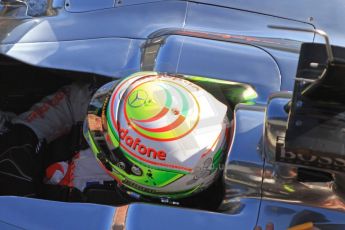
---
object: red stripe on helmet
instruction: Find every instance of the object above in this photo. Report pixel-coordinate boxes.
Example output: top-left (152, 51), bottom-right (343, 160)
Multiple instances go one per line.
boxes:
top-left (132, 107), bottom-right (169, 123)
top-left (132, 115), bottom-right (185, 133)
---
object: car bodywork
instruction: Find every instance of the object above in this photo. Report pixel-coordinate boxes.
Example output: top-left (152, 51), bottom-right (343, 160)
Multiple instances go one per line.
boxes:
top-left (1, 0), bottom-right (345, 229)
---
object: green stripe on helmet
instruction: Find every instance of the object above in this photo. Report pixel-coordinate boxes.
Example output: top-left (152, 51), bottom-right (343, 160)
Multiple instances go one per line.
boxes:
top-left (87, 131), bottom-right (100, 154)
top-left (170, 84), bottom-right (189, 116)
top-left (212, 148), bottom-right (223, 173)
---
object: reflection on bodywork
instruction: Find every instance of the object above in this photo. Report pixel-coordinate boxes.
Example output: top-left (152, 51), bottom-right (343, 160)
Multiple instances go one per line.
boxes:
top-left (186, 75), bottom-right (258, 105)
top-left (0, 0), bottom-right (57, 17)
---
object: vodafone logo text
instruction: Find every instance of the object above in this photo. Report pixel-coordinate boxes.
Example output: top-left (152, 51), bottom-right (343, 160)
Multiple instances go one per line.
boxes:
top-left (119, 128), bottom-right (167, 161)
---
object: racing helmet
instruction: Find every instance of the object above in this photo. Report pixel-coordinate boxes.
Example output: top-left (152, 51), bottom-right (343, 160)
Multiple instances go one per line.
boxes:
top-left (84, 72), bottom-right (230, 200)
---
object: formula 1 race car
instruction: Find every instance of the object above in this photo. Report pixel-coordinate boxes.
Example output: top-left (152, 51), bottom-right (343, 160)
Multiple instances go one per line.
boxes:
top-left (1, 0), bottom-right (345, 229)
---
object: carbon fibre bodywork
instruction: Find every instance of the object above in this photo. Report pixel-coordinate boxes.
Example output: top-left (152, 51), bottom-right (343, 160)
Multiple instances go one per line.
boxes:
top-left (1, 1), bottom-right (345, 229)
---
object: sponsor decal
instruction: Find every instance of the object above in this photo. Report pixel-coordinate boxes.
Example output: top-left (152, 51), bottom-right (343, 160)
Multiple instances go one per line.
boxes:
top-left (27, 88), bottom-right (70, 122)
top-left (124, 178), bottom-right (160, 194)
top-left (128, 90), bottom-right (149, 108)
top-left (131, 165), bottom-right (143, 176)
top-left (276, 143), bottom-right (345, 172)
top-left (117, 162), bottom-right (126, 170)
top-left (119, 128), bottom-right (166, 161)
